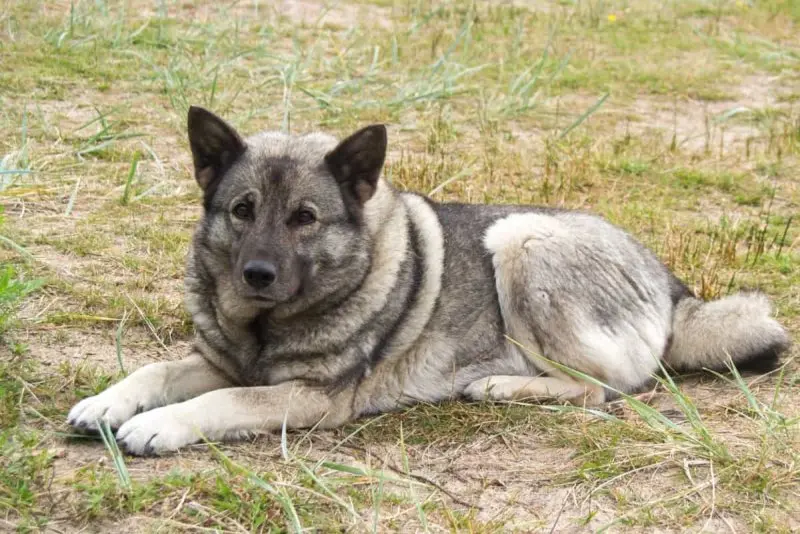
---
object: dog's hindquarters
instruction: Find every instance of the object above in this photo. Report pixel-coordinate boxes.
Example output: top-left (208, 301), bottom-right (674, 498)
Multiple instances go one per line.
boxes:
top-left (466, 212), bottom-right (675, 405)
top-left (465, 210), bottom-right (791, 406)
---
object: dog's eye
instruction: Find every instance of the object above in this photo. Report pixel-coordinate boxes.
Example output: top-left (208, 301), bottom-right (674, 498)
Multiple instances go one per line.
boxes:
top-left (232, 203), bottom-right (252, 220)
top-left (294, 209), bottom-right (316, 226)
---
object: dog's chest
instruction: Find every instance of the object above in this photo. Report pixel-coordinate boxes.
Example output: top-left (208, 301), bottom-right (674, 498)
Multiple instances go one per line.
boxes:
top-left (237, 317), bottom-right (372, 387)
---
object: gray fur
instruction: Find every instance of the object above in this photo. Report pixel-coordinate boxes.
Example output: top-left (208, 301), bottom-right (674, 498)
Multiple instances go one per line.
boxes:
top-left (67, 108), bottom-right (791, 455)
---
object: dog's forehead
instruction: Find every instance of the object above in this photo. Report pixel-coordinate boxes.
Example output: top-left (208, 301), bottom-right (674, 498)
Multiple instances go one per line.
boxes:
top-left (221, 130), bottom-right (343, 208)
top-left (245, 131), bottom-right (339, 162)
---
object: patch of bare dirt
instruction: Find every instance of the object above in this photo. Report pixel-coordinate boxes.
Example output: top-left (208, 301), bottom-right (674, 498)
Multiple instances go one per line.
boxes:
top-left (130, 0), bottom-right (394, 30)
top-left (618, 73), bottom-right (794, 153)
top-left (18, 324), bottom-right (182, 371)
top-left (275, 0), bottom-right (393, 29)
top-left (524, 72), bottom-right (795, 160)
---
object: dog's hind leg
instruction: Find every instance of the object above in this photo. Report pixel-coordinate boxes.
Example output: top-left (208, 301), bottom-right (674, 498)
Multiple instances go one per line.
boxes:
top-left (67, 352), bottom-right (232, 433)
top-left (464, 375), bottom-right (605, 405)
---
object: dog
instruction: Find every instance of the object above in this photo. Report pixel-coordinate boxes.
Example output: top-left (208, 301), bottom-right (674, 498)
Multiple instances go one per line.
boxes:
top-left (67, 106), bottom-right (791, 456)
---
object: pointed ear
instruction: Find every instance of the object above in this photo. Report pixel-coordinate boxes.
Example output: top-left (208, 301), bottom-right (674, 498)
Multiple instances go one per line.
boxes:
top-left (324, 124), bottom-right (387, 205)
top-left (187, 106), bottom-right (246, 192)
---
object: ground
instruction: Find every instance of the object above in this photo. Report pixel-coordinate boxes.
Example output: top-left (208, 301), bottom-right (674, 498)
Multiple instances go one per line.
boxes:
top-left (1, 0), bottom-right (799, 532)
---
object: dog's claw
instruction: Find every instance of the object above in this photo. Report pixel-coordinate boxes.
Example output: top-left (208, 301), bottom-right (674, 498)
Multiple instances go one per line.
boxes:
top-left (115, 406), bottom-right (201, 455)
top-left (143, 434), bottom-right (158, 456)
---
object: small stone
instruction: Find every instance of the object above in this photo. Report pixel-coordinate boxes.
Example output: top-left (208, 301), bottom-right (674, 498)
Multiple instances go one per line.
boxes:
top-left (48, 448), bottom-right (67, 459)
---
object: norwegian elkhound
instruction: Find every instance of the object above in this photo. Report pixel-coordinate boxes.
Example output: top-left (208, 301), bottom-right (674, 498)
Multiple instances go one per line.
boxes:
top-left (68, 106), bottom-right (791, 455)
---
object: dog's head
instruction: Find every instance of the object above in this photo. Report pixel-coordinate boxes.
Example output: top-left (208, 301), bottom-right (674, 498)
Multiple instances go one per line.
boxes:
top-left (187, 106), bottom-right (386, 316)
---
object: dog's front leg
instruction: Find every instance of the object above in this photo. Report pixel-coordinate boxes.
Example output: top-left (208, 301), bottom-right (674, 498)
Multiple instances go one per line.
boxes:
top-left (68, 352), bottom-right (232, 432)
top-left (115, 381), bottom-right (351, 456)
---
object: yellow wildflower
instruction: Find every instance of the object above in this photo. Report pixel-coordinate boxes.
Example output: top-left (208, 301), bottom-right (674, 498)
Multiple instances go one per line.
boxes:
top-left (607, 14), bottom-right (617, 23)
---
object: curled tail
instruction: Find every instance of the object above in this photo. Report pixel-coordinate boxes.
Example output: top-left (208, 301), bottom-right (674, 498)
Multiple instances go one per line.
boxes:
top-left (665, 292), bottom-right (791, 374)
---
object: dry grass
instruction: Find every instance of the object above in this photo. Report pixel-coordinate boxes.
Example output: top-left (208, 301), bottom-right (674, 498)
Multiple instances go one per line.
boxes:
top-left (1, 0), bottom-right (799, 531)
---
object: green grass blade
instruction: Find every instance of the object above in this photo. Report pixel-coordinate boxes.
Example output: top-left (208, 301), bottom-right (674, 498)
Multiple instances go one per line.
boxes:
top-left (558, 92), bottom-right (609, 139)
top-left (97, 419), bottom-right (131, 490)
top-left (0, 234), bottom-right (33, 260)
top-left (115, 311), bottom-right (128, 375)
top-left (120, 151), bottom-right (141, 206)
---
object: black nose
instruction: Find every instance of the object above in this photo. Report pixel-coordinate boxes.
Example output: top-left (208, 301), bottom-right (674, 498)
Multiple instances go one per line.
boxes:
top-left (243, 260), bottom-right (277, 289)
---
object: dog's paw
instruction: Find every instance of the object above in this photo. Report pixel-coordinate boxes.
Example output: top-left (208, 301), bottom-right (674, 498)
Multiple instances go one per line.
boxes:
top-left (462, 377), bottom-right (496, 401)
top-left (67, 388), bottom-right (145, 433)
top-left (116, 405), bottom-right (203, 456)
top-left (67, 376), bottom-right (165, 432)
